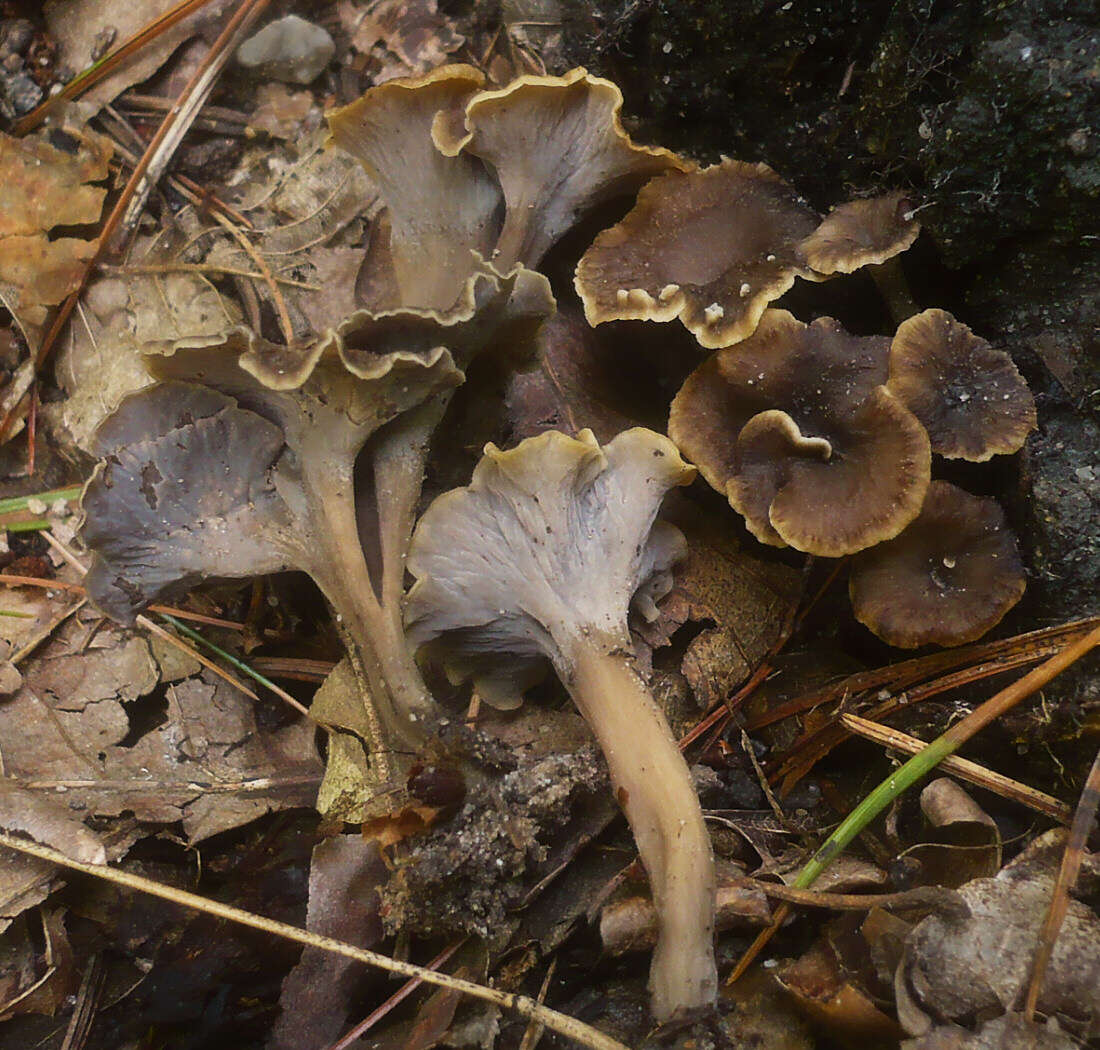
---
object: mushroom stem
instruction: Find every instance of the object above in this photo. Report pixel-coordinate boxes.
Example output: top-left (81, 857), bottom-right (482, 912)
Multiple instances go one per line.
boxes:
top-left (564, 634), bottom-right (717, 1022)
top-left (868, 256), bottom-right (919, 325)
top-left (302, 459), bottom-right (435, 750)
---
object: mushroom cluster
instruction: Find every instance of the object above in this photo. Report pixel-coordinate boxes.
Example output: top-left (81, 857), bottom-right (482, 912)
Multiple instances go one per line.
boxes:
top-left (666, 303), bottom-right (1033, 646)
top-left (80, 66), bottom-right (722, 1022)
top-left (81, 64), bottom-right (685, 752)
top-left (79, 58), bottom-right (1039, 1029)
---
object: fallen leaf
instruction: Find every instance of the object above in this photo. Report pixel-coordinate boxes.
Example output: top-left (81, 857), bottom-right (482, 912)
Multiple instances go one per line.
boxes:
top-left (0, 613), bottom-right (320, 844)
top-left (0, 128), bottom-right (111, 344)
top-left (44, 0), bottom-right (233, 112)
top-left (901, 777), bottom-right (1002, 888)
top-left (269, 834), bottom-right (388, 1050)
top-left (638, 509), bottom-right (802, 710)
top-left (343, 0), bottom-right (464, 79)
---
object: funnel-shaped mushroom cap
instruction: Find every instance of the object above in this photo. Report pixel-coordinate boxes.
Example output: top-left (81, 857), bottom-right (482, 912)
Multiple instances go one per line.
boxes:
top-left (405, 428), bottom-right (695, 674)
top-left (849, 481), bottom-right (1026, 648)
top-left (82, 383), bottom-right (297, 622)
top-left (143, 260), bottom-right (551, 453)
top-left (887, 309), bottom-right (1036, 461)
top-left (669, 310), bottom-right (931, 556)
top-left (798, 192), bottom-right (921, 275)
top-left (327, 65), bottom-right (502, 311)
top-left (575, 160), bottom-right (821, 349)
top-left (436, 68), bottom-right (686, 271)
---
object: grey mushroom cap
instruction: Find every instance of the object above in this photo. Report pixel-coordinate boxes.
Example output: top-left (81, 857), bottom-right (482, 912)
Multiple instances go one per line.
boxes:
top-left (404, 428), bottom-right (696, 680)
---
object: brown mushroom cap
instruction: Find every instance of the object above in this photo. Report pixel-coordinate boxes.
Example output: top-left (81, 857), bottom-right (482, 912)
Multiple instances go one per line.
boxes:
top-left (888, 309), bottom-right (1037, 461)
top-left (798, 192), bottom-right (921, 275)
top-left (327, 65), bottom-right (502, 311)
top-left (849, 481), bottom-right (1026, 648)
top-left (669, 310), bottom-right (930, 556)
top-left (575, 160), bottom-right (821, 349)
top-left (436, 68), bottom-right (685, 271)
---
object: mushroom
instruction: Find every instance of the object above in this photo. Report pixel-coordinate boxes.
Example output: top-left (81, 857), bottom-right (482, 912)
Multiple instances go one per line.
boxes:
top-left (575, 159), bottom-right (821, 348)
top-left (83, 257), bottom-right (553, 760)
top-left (327, 64), bottom-right (502, 311)
top-left (849, 481), bottom-right (1027, 647)
top-left (668, 310), bottom-right (931, 556)
top-left (887, 309), bottom-right (1036, 461)
top-left (797, 191), bottom-right (921, 275)
top-left (404, 428), bottom-right (717, 1022)
top-left (432, 67), bottom-right (686, 271)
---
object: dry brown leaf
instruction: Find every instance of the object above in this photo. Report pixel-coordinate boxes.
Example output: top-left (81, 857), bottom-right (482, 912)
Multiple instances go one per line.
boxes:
top-left (901, 778), bottom-right (1002, 888)
top-left (43, 0), bottom-right (233, 112)
top-left (0, 908), bottom-right (77, 1020)
top-left (342, 0), bottom-right (464, 79)
top-left (249, 82), bottom-right (316, 140)
top-left (778, 939), bottom-right (903, 1045)
top-left (0, 780), bottom-right (106, 865)
top-left (0, 129), bottom-right (111, 342)
top-left (0, 614), bottom-right (320, 844)
top-left (50, 263), bottom-right (234, 452)
top-left (637, 512), bottom-right (802, 710)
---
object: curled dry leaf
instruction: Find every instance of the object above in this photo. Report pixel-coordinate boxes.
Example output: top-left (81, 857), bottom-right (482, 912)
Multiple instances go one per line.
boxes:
top-left (896, 830), bottom-right (1100, 1040)
top-left (901, 778), bottom-right (1001, 888)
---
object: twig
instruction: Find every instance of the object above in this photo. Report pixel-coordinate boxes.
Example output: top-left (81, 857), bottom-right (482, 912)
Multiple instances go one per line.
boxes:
top-left (840, 712), bottom-right (1072, 824)
top-left (326, 940), bottom-right (466, 1050)
top-left (727, 621), bottom-right (1100, 985)
top-left (0, 833), bottom-right (630, 1050)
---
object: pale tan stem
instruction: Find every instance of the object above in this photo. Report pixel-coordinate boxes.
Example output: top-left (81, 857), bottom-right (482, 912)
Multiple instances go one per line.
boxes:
top-left (301, 459), bottom-right (433, 752)
top-left (566, 637), bottom-right (717, 1022)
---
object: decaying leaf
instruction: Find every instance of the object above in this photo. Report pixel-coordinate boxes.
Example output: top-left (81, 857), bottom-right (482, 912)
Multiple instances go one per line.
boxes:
top-left (342, 0), bottom-right (465, 80)
top-left (269, 834), bottom-right (387, 1050)
top-left (901, 778), bottom-right (1002, 888)
top-left (50, 262), bottom-right (235, 453)
top-left (0, 908), bottom-right (77, 1021)
top-left (0, 128), bottom-right (111, 343)
top-left (43, 0), bottom-right (234, 112)
top-left (637, 513), bottom-right (802, 710)
top-left (0, 780), bottom-right (106, 865)
top-left (778, 939), bottom-right (903, 1046)
top-left (896, 830), bottom-right (1100, 1040)
top-left (0, 612), bottom-right (320, 845)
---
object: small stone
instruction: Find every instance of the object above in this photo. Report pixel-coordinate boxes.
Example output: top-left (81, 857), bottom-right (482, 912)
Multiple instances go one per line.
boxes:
top-left (237, 15), bottom-right (335, 85)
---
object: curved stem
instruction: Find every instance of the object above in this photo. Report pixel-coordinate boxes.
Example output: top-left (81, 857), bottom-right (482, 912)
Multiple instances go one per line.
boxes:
top-left (564, 635), bottom-right (717, 1022)
top-left (301, 457), bottom-right (432, 755)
